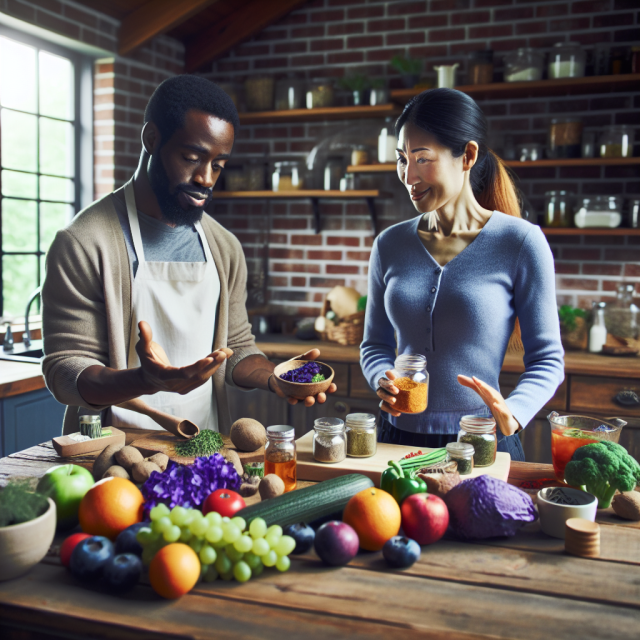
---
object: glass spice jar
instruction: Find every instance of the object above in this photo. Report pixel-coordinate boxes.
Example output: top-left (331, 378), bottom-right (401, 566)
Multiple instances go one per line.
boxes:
top-left (272, 161), bottom-right (303, 191)
top-left (467, 50), bottom-right (494, 85)
top-left (345, 413), bottom-right (377, 458)
top-left (445, 442), bottom-right (474, 476)
top-left (548, 118), bottom-right (583, 159)
top-left (457, 416), bottom-right (497, 468)
top-left (604, 283), bottom-right (639, 339)
top-left (312, 418), bottom-right (347, 464)
top-left (392, 354), bottom-right (429, 414)
top-left (544, 190), bottom-right (574, 228)
top-left (79, 414), bottom-right (101, 439)
top-left (599, 125), bottom-right (634, 158)
top-left (504, 48), bottom-right (544, 82)
top-left (306, 81), bottom-right (334, 109)
top-left (244, 76), bottom-right (275, 112)
top-left (548, 42), bottom-right (586, 79)
top-left (264, 425), bottom-right (297, 492)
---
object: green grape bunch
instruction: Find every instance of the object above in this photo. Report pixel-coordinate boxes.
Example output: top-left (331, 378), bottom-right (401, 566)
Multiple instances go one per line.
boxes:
top-left (136, 504), bottom-right (295, 583)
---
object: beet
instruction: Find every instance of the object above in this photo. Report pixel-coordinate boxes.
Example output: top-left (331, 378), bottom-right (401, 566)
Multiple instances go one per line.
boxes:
top-left (443, 475), bottom-right (537, 540)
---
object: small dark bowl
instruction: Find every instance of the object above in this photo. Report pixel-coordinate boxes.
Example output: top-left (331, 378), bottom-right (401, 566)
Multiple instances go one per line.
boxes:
top-left (273, 360), bottom-right (335, 400)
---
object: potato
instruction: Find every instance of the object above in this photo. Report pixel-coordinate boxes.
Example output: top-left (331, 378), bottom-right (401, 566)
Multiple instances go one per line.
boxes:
top-left (102, 465), bottom-right (130, 480)
top-left (131, 460), bottom-right (161, 484)
top-left (221, 448), bottom-right (243, 477)
top-left (115, 446), bottom-right (144, 471)
top-left (146, 452), bottom-right (169, 472)
top-left (230, 418), bottom-right (266, 452)
top-left (612, 491), bottom-right (640, 521)
top-left (259, 474), bottom-right (285, 500)
top-left (240, 482), bottom-right (260, 498)
top-left (93, 443), bottom-right (124, 480)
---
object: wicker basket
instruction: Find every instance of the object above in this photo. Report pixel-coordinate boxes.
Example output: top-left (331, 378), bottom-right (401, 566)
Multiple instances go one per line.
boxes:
top-left (320, 299), bottom-right (365, 346)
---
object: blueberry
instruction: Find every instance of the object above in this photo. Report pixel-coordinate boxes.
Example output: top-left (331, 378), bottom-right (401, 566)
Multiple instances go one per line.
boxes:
top-left (115, 522), bottom-right (148, 556)
top-left (103, 553), bottom-right (143, 591)
top-left (283, 522), bottom-right (315, 555)
top-left (382, 536), bottom-right (421, 569)
top-left (69, 536), bottom-right (114, 582)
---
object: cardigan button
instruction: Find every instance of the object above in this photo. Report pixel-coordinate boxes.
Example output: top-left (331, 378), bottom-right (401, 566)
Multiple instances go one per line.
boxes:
top-left (431, 287), bottom-right (437, 293)
top-left (435, 268), bottom-right (441, 275)
top-left (426, 305), bottom-right (431, 312)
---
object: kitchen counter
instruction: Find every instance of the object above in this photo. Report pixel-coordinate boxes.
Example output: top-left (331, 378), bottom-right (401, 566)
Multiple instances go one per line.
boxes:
top-left (0, 360), bottom-right (45, 398)
top-left (0, 432), bottom-right (639, 640)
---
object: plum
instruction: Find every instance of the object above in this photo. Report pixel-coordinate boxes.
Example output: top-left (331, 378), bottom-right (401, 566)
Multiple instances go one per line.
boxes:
top-left (69, 536), bottom-right (114, 582)
top-left (382, 536), bottom-right (421, 569)
top-left (314, 521), bottom-right (359, 566)
top-left (115, 522), bottom-right (148, 556)
top-left (103, 553), bottom-right (143, 591)
top-left (283, 523), bottom-right (315, 555)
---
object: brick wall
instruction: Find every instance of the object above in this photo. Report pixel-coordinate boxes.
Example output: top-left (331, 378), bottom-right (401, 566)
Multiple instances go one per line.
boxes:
top-left (203, 0), bottom-right (640, 315)
top-left (0, 0), bottom-right (184, 199)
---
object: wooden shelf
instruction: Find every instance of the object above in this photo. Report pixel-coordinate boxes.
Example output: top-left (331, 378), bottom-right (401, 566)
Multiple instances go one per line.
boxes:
top-left (211, 190), bottom-right (379, 198)
top-left (347, 158), bottom-right (640, 173)
top-left (542, 228), bottom-right (640, 236)
top-left (390, 74), bottom-right (640, 103)
top-left (238, 104), bottom-right (399, 124)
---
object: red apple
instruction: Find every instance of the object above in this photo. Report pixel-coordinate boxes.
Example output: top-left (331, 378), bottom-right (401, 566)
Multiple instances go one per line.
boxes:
top-left (401, 493), bottom-right (449, 545)
top-left (60, 533), bottom-right (92, 568)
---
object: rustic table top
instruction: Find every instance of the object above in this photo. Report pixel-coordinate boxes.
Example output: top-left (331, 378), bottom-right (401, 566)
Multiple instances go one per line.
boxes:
top-left (1, 430), bottom-right (639, 640)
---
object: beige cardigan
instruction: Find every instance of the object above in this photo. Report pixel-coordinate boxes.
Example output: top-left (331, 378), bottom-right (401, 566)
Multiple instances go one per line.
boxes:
top-left (42, 182), bottom-right (264, 435)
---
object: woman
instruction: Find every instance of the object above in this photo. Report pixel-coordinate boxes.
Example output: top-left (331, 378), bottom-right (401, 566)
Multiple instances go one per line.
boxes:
top-left (360, 88), bottom-right (564, 460)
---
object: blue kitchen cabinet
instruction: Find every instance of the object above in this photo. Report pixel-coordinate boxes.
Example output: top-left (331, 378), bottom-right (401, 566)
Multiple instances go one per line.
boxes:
top-left (0, 388), bottom-right (66, 457)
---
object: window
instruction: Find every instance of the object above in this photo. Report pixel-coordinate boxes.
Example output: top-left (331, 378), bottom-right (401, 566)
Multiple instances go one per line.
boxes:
top-left (0, 33), bottom-right (81, 318)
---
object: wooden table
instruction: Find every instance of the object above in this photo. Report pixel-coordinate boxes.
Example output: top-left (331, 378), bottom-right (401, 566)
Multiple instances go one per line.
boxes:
top-left (1, 433), bottom-right (639, 640)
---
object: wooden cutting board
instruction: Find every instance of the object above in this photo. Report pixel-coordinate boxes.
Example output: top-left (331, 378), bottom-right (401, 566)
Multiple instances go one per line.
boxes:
top-left (130, 431), bottom-right (264, 466)
top-left (295, 430), bottom-right (510, 486)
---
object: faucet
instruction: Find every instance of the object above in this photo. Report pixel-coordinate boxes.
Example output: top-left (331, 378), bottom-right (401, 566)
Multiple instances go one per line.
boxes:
top-left (23, 286), bottom-right (42, 349)
top-left (3, 322), bottom-right (14, 351)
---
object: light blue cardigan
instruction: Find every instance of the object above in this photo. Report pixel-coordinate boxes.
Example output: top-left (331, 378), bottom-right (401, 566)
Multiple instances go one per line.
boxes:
top-left (360, 211), bottom-right (565, 434)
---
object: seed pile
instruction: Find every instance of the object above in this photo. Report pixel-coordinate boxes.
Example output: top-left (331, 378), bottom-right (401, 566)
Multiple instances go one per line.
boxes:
top-left (175, 429), bottom-right (224, 457)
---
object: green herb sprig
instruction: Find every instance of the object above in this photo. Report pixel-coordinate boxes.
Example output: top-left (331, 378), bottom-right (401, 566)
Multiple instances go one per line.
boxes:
top-left (558, 305), bottom-right (587, 333)
top-left (175, 429), bottom-right (224, 458)
top-left (0, 480), bottom-right (49, 527)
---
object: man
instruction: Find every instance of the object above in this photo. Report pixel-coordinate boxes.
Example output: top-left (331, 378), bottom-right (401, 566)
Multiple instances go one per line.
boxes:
top-left (42, 75), bottom-right (335, 434)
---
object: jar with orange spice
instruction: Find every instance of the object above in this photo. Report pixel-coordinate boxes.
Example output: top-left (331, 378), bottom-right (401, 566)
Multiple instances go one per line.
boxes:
top-left (392, 354), bottom-right (429, 414)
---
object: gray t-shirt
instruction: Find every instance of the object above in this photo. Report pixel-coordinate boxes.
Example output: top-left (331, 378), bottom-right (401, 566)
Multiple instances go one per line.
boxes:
top-left (112, 192), bottom-right (205, 277)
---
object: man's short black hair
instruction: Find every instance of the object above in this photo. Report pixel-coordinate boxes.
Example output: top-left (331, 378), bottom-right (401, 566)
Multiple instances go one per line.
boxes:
top-left (144, 75), bottom-right (240, 143)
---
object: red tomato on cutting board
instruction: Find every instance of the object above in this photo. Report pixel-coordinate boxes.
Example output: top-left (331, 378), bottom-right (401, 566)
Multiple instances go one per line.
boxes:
top-left (202, 489), bottom-right (246, 518)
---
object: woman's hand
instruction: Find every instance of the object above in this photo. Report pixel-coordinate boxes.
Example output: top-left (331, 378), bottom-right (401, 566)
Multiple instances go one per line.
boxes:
top-left (270, 349), bottom-right (338, 407)
top-left (377, 370), bottom-right (402, 418)
top-left (457, 374), bottom-right (521, 436)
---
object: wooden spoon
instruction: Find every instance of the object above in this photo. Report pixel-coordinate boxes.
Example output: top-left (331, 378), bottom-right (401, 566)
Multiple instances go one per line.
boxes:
top-left (117, 398), bottom-right (200, 439)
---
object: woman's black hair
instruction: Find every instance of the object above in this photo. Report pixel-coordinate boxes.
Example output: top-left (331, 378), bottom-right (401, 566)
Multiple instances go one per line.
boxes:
top-left (144, 75), bottom-right (240, 145)
top-left (395, 88), bottom-right (520, 216)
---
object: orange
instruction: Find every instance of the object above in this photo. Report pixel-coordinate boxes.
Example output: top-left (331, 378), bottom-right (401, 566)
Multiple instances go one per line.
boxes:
top-left (78, 476), bottom-right (144, 540)
top-left (149, 543), bottom-right (200, 599)
top-left (342, 487), bottom-right (401, 551)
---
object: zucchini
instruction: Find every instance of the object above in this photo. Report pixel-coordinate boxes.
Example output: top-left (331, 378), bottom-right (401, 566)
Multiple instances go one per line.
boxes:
top-left (237, 473), bottom-right (374, 527)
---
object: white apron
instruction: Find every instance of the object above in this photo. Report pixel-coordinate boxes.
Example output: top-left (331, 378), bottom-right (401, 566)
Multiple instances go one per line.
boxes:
top-left (111, 181), bottom-right (220, 431)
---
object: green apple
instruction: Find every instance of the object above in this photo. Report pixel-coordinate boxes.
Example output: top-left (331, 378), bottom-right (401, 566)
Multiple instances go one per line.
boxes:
top-left (36, 464), bottom-right (95, 530)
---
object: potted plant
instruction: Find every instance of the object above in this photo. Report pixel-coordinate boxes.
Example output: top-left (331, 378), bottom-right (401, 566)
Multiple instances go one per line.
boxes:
top-left (0, 481), bottom-right (56, 581)
top-left (558, 305), bottom-right (588, 350)
top-left (390, 55), bottom-right (423, 89)
top-left (338, 74), bottom-right (370, 106)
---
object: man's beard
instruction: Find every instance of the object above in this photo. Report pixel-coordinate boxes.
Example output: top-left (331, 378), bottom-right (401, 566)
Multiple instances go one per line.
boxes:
top-left (147, 153), bottom-right (212, 226)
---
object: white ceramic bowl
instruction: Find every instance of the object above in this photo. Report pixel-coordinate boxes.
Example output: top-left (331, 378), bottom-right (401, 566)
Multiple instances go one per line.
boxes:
top-left (537, 487), bottom-right (597, 539)
top-left (0, 497), bottom-right (56, 581)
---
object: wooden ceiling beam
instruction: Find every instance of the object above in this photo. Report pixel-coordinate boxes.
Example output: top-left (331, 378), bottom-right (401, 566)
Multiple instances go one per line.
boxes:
top-left (185, 0), bottom-right (307, 72)
top-left (118, 0), bottom-right (220, 56)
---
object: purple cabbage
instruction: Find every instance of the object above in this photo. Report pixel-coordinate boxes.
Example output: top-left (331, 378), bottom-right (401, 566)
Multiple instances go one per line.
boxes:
top-left (141, 454), bottom-right (241, 518)
top-left (280, 361), bottom-right (323, 383)
top-left (443, 475), bottom-right (537, 540)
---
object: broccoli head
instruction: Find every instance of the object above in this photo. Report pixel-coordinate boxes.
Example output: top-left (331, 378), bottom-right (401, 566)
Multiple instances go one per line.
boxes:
top-left (564, 441), bottom-right (640, 509)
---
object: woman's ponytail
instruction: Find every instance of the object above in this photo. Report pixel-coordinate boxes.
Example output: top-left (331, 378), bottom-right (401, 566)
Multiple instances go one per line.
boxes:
top-left (475, 149), bottom-right (521, 219)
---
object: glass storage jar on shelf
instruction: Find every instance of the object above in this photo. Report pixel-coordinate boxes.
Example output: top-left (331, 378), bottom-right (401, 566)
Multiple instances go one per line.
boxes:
top-left (275, 77), bottom-right (305, 110)
top-left (548, 117), bottom-right (583, 159)
top-left (244, 76), bottom-right (274, 112)
top-left (604, 283), bottom-right (639, 339)
top-left (272, 161), bottom-right (303, 191)
top-left (392, 354), bottom-right (429, 414)
top-left (265, 425), bottom-right (297, 492)
top-left (599, 125), bottom-right (634, 158)
top-left (504, 48), bottom-right (543, 82)
top-left (574, 196), bottom-right (622, 229)
top-left (630, 198), bottom-right (640, 229)
top-left (224, 167), bottom-right (246, 192)
top-left (324, 157), bottom-right (343, 191)
top-left (345, 413), bottom-right (377, 458)
top-left (457, 416), bottom-right (497, 468)
top-left (548, 42), bottom-right (586, 79)
top-left (243, 160), bottom-right (265, 191)
top-left (306, 81), bottom-right (334, 109)
top-left (313, 418), bottom-right (346, 464)
top-left (467, 50), bottom-right (494, 85)
top-left (517, 143), bottom-right (543, 162)
top-left (544, 190), bottom-right (574, 228)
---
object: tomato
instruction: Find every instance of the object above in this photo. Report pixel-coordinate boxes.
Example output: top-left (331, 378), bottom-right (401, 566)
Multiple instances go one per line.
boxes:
top-left (60, 532), bottom-right (92, 568)
top-left (202, 489), bottom-right (246, 518)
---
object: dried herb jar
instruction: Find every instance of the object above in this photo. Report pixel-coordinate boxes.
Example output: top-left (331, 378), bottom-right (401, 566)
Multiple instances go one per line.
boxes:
top-left (392, 354), bottom-right (429, 414)
top-left (345, 413), bottom-right (377, 458)
top-left (457, 416), bottom-right (497, 467)
top-left (312, 418), bottom-right (346, 464)
top-left (445, 442), bottom-right (475, 475)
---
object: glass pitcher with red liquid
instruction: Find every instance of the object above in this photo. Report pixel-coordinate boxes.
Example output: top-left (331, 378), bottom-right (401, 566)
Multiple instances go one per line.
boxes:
top-left (548, 412), bottom-right (626, 483)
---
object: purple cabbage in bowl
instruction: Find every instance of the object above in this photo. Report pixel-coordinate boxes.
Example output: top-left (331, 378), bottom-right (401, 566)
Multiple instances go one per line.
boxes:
top-left (279, 361), bottom-right (325, 384)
